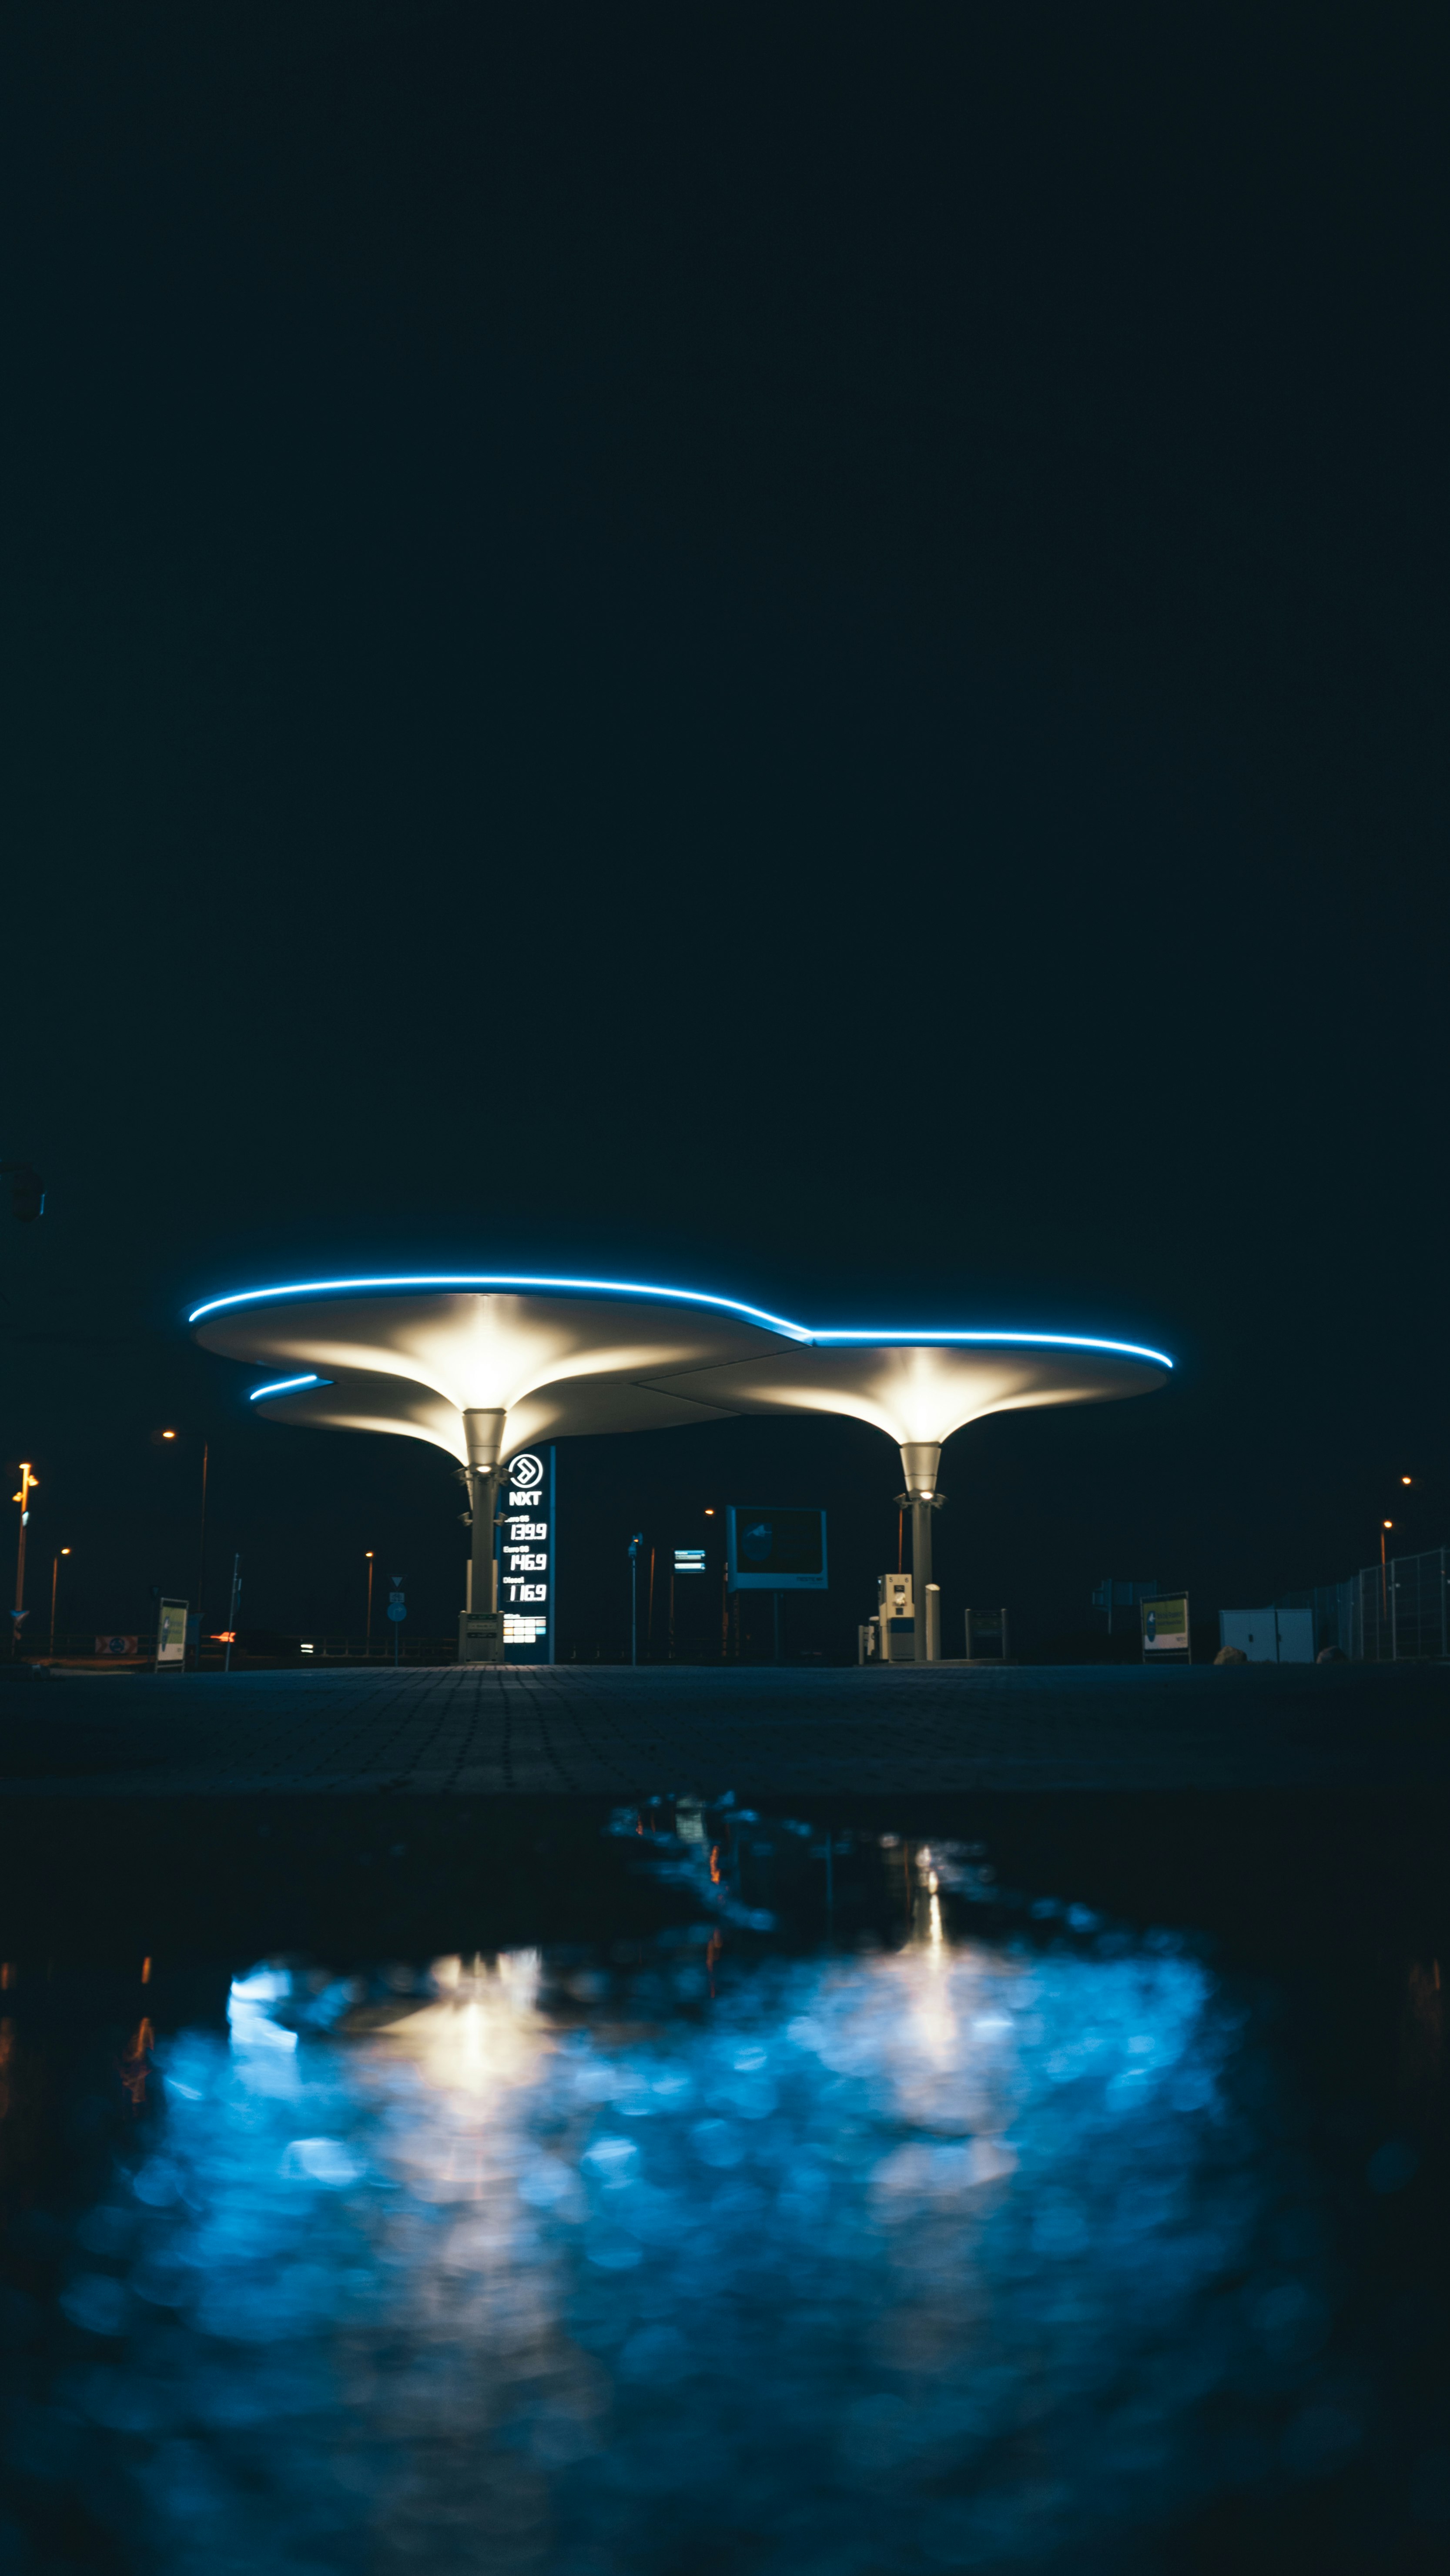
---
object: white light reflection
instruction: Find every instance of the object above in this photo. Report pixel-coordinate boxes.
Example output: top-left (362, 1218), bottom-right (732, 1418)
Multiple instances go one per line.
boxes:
top-left (227, 1966), bottom-right (299, 2064)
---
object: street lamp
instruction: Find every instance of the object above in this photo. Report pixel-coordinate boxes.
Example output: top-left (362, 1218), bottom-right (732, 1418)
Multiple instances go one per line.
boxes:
top-left (49, 1546), bottom-right (71, 1657)
top-left (11, 1463), bottom-right (37, 1653)
top-left (365, 1551), bottom-right (375, 1655)
top-left (153, 1428), bottom-right (209, 1667)
top-left (1378, 1481), bottom-right (1413, 1624)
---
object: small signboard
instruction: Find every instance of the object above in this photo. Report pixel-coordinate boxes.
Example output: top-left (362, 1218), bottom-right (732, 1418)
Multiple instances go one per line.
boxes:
top-left (1140, 1593), bottom-right (1191, 1662)
top-left (673, 1548), bottom-right (706, 1576)
top-left (726, 1507), bottom-right (827, 1592)
top-left (155, 1598), bottom-right (188, 1669)
top-left (97, 1634), bottom-right (139, 1657)
top-left (964, 1607), bottom-right (1010, 1662)
top-left (458, 1610), bottom-right (505, 1664)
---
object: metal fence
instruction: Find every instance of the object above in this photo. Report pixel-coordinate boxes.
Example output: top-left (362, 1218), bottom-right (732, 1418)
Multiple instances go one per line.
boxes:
top-left (1346, 1548), bottom-right (1449, 1662)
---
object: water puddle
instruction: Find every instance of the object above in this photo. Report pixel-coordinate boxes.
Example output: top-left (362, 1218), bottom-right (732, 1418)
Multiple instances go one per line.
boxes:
top-left (1, 1797), bottom-right (1446, 2570)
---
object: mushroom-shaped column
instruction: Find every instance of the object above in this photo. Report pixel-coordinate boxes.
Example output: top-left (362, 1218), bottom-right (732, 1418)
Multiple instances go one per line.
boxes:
top-left (643, 1332), bottom-right (1173, 1661)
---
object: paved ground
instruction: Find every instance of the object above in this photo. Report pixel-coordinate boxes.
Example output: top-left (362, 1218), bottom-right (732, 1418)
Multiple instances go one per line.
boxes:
top-left (2, 1659), bottom-right (1448, 1798)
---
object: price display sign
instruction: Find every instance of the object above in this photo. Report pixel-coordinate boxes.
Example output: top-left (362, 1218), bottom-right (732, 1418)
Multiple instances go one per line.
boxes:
top-left (496, 1447), bottom-right (555, 1664)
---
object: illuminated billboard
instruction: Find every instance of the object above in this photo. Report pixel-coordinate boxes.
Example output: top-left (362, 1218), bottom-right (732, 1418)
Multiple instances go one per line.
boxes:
top-left (726, 1506), bottom-right (827, 1592)
top-left (496, 1447), bottom-right (555, 1663)
top-left (155, 1597), bottom-right (189, 1669)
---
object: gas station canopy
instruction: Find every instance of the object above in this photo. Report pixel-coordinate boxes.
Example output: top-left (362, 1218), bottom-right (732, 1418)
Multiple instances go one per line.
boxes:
top-left (189, 1273), bottom-right (1172, 1490)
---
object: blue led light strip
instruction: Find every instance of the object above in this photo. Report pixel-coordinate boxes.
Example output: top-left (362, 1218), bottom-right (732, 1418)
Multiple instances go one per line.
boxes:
top-left (189, 1273), bottom-right (812, 1342)
top-left (248, 1374), bottom-right (328, 1403)
top-left (193, 1276), bottom-right (1172, 1372)
top-left (810, 1329), bottom-right (1174, 1368)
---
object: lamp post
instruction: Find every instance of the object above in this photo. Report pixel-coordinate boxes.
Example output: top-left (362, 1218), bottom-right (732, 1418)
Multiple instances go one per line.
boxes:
top-left (153, 1430), bottom-right (205, 1668)
top-left (11, 1462), bottom-right (37, 1653)
top-left (49, 1546), bottom-right (70, 1656)
top-left (193, 1440), bottom-right (209, 1671)
top-left (224, 1554), bottom-right (241, 1674)
top-left (1380, 1520), bottom-right (1393, 1620)
top-left (365, 1551), bottom-right (375, 1655)
top-left (629, 1533), bottom-right (642, 1667)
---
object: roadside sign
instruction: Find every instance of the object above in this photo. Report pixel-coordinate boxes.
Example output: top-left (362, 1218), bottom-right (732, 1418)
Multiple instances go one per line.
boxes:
top-left (156, 1598), bottom-right (188, 1669)
top-left (726, 1507), bottom-right (827, 1592)
top-left (1140, 1593), bottom-right (1191, 1662)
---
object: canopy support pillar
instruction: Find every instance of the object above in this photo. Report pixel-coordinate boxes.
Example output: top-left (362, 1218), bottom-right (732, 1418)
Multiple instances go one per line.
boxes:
top-left (899, 1443), bottom-right (944, 1664)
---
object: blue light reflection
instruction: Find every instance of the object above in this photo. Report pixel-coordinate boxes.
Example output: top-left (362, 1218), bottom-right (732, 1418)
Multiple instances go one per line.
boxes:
top-left (44, 1903), bottom-right (1333, 2569)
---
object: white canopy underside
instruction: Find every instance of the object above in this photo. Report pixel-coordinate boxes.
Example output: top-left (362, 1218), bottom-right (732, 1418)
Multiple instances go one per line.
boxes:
top-left (195, 1289), bottom-right (1168, 1463)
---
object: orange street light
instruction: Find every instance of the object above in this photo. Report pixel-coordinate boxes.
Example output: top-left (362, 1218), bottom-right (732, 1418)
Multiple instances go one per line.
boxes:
top-left (12, 1463), bottom-right (38, 1647)
top-left (49, 1546), bottom-right (71, 1657)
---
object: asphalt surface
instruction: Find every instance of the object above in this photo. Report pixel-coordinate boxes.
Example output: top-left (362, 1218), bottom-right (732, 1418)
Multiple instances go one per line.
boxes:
top-left (2, 1659), bottom-right (1448, 1799)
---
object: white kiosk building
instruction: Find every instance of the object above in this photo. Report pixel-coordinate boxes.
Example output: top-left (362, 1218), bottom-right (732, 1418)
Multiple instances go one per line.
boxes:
top-left (190, 1272), bottom-right (1172, 1662)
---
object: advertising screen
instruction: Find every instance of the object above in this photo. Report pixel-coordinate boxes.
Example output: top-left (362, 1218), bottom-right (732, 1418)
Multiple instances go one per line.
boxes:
top-left (726, 1506), bottom-right (827, 1592)
top-left (156, 1597), bottom-right (189, 1667)
top-left (1140, 1593), bottom-right (1190, 1659)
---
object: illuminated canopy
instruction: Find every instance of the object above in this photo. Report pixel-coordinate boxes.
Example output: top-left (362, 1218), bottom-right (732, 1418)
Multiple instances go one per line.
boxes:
top-left (191, 1274), bottom-right (1171, 1493)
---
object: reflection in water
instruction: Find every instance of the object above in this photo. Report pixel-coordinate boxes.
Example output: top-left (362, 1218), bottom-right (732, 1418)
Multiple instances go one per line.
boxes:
top-left (0, 1818), bottom-right (1414, 2571)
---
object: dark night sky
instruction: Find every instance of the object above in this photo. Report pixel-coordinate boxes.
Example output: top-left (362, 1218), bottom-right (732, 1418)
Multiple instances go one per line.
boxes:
top-left (2, 3), bottom-right (1446, 1653)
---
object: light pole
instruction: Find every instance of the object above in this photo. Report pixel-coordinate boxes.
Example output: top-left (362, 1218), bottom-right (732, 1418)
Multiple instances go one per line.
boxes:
top-left (49, 1546), bottom-right (70, 1656)
top-left (629, 1533), bottom-right (642, 1667)
top-left (154, 1429), bottom-right (205, 1669)
top-left (193, 1439), bottom-right (209, 1671)
top-left (1378, 1475), bottom-right (1414, 1613)
top-left (365, 1550), bottom-right (375, 1655)
top-left (11, 1462), bottom-right (37, 1654)
top-left (224, 1553), bottom-right (241, 1673)
top-left (705, 1506), bottom-right (728, 1661)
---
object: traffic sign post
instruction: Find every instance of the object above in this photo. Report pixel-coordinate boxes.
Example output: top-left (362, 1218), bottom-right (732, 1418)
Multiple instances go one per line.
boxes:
top-left (388, 1576), bottom-right (405, 1667)
top-left (726, 1507), bottom-right (827, 1666)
